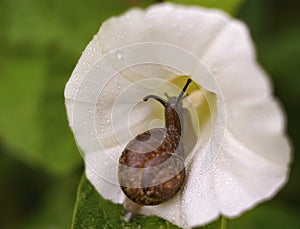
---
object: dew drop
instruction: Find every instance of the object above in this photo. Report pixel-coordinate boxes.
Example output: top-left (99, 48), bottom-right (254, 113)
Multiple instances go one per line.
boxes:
top-left (97, 109), bottom-right (103, 115)
top-left (185, 197), bottom-right (191, 204)
top-left (124, 212), bottom-right (133, 222)
top-left (116, 51), bottom-right (123, 60)
top-left (106, 119), bottom-right (111, 124)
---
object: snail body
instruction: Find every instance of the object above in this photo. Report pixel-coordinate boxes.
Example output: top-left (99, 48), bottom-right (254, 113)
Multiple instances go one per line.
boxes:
top-left (118, 79), bottom-right (192, 206)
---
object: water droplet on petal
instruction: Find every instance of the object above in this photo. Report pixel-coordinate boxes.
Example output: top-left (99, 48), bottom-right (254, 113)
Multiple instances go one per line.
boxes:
top-left (116, 51), bottom-right (123, 60)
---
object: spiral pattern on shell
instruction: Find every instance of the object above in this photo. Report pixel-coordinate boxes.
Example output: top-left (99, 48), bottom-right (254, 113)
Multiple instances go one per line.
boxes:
top-left (118, 128), bottom-right (185, 205)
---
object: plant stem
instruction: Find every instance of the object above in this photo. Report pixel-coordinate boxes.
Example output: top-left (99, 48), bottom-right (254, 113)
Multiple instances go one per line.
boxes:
top-left (221, 215), bottom-right (227, 229)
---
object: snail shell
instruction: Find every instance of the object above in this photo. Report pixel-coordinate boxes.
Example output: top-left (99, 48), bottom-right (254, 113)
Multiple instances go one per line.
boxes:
top-left (118, 79), bottom-right (192, 206)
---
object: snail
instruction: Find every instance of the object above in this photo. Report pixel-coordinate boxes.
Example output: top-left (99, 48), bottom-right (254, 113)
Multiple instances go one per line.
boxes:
top-left (118, 79), bottom-right (192, 206)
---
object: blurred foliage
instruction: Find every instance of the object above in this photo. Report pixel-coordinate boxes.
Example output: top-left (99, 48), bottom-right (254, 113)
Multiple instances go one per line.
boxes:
top-left (0, 0), bottom-right (139, 175)
top-left (167, 0), bottom-right (245, 15)
top-left (0, 149), bottom-right (81, 228)
top-left (0, 0), bottom-right (299, 228)
top-left (228, 201), bottom-right (300, 229)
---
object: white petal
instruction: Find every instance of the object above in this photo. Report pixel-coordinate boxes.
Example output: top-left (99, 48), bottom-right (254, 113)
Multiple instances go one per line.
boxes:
top-left (64, 3), bottom-right (292, 229)
top-left (182, 147), bottom-right (220, 227)
top-left (226, 99), bottom-right (290, 165)
top-left (98, 4), bottom-right (230, 55)
top-left (96, 3), bottom-right (232, 89)
top-left (215, 130), bottom-right (289, 217)
top-left (64, 34), bottom-right (104, 101)
top-left (140, 193), bottom-right (185, 228)
top-left (201, 20), bottom-right (271, 105)
top-left (86, 162), bottom-right (125, 204)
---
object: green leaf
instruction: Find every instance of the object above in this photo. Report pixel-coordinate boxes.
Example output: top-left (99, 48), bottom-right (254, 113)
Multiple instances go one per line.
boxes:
top-left (72, 174), bottom-right (222, 229)
top-left (72, 174), bottom-right (179, 229)
top-left (166, 0), bottom-right (246, 15)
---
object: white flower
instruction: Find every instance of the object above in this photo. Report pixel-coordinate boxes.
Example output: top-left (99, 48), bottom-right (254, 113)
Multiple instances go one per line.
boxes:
top-left (64, 3), bottom-right (291, 229)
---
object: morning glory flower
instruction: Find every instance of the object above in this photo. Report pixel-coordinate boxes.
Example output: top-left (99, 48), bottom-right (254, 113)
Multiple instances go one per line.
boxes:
top-left (64, 3), bottom-right (291, 228)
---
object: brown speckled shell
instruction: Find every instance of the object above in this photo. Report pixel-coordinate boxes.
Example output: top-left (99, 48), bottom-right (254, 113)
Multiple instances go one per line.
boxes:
top-left (118, 128), bottom-right (185, 205)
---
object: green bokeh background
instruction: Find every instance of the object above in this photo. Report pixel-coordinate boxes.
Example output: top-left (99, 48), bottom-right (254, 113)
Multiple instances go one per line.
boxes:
top-left (0, 0), bottom-right (299, 228)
